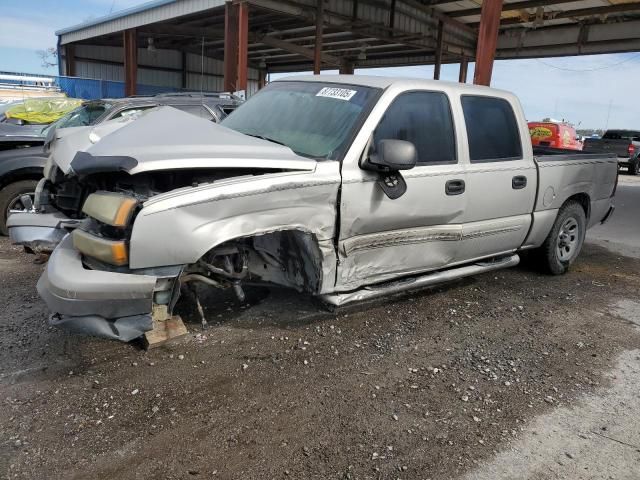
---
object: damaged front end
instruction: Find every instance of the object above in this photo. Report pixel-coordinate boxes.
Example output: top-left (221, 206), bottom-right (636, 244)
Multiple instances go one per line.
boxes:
top-left (34, 107), bottom-right (334, 342)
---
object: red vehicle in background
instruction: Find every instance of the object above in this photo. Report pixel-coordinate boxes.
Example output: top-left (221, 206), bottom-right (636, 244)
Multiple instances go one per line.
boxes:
top-left (528, 120), bottom-right (583, 150)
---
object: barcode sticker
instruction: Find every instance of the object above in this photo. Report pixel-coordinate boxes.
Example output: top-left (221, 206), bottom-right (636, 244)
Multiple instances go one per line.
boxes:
top-left (316, 87), bottom-right (357, 101)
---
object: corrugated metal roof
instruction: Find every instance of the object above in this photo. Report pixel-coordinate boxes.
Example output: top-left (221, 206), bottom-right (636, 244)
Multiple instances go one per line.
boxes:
top-left (56, 0), bottom-right (177, 35)
top-left (57, 0), bottom-right (225, 44)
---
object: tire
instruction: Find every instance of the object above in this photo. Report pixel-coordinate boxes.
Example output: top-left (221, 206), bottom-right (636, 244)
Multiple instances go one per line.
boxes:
top-left (537, 200), bottom-right (587, 275)
top-left (629, 160), bottom-right (639, 176)
top-left (0, 180), bottom-right (38, 236)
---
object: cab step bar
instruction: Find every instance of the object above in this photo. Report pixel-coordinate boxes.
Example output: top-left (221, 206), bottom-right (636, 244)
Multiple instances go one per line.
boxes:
top-left (320, 254), bottom-right (520, 307)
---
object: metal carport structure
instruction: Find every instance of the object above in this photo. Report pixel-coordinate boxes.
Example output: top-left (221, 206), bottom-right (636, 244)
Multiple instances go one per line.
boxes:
top-left (56, 0), bottom-right (640, 95)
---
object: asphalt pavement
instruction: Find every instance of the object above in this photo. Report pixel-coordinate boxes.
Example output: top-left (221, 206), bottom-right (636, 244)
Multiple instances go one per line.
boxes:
top-left (588, 174), bottom-right (640, 259)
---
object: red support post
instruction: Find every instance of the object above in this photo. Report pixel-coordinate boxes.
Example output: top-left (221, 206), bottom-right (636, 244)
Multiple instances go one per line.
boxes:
top-left (123, 29), bottom-right (137, 96)
top-left (459, 57), bottom-right (468, 83)
top-left (224, 1), bottom-right (248, 92)
top-left (314, 0), bottom-right (324, 74)
top-left (433, 20), bottom-right (444, 80)
top-left (237, 2), bottom-right (248, 92)
top-left (473, 0), bottom-right (503, 86)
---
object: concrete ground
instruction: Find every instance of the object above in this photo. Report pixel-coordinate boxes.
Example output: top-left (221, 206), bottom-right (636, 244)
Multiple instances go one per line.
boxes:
top-left (463, 173), bottom-right (640, 480)
top-left (589, 174), bottom-right (640, 258)
top-left (0, 174), bottom-right (639, 480)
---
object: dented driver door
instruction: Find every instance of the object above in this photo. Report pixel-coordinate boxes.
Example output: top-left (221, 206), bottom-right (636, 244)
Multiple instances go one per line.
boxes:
top-left (336, 87), bottom-right (469, 292)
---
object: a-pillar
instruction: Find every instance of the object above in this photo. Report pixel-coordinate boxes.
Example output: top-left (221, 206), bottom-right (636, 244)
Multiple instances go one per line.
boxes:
top-left (224, 1), bottom-right (249, 92)
top-left (123, 29), bottom-right (137, 96)
top-left (473, 0), bottom-right (503, 86)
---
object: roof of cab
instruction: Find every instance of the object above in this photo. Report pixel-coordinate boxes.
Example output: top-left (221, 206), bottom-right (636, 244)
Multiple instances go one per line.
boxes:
top-left (273, 75), bottom-right (515, 98)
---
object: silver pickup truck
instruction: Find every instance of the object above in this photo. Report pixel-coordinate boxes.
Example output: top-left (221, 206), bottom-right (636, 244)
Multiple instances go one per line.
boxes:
top-left (8, 76), bottom-right (618, 342)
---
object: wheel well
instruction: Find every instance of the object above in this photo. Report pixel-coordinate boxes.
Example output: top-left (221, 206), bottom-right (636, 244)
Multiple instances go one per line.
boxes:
top-left (565, 193), bottom-right (590, 220)
top-left (206, 229), bottom-right (324, 294)
top-left (0, 168), bottom-right (43, 190)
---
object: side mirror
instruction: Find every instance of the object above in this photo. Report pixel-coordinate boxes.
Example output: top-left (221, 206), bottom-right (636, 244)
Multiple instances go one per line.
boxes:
top-left (362, 139), bottom-right (417, 172)
top-left (361, 139), bottom-right (417, 200)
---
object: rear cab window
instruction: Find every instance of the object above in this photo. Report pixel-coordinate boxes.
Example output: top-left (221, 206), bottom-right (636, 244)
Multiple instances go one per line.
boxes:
top-left (373, 90), bottom-right (457, 165)
top-left (109, 106), bottom-right (155, 120)
top-left (462, 95), bottom-right (522, 162)
top-left (603, 130), bottom-right (640, 140)
top-left (171, 104), bottom-right (215, 121)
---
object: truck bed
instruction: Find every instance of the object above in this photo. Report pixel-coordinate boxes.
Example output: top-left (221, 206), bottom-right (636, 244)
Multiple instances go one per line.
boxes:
top-left (533, 148), bottom-right (617, 226)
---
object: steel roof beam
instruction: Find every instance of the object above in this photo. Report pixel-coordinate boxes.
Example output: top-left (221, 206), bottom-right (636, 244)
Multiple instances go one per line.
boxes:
top-left (447, 0), bottom-right (585, 18)
top-left (488, 1), bottom-right (640, 26)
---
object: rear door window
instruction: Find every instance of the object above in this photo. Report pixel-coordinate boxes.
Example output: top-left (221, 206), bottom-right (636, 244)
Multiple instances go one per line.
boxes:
top-left (462, 96), bottom-right (522, 162)
top-left (373, 91), bottom-right (457, 165)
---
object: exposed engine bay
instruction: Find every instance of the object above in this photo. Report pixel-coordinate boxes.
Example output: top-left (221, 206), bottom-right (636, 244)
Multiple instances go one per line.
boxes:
top-left (42, 167), bottom-right (286, 219)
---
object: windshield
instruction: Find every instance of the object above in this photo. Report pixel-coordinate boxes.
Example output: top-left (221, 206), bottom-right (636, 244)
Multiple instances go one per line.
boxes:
top-left (42, 102), bottom-right (111, 136)
top-left (221, 81), bottom-right (379, 159)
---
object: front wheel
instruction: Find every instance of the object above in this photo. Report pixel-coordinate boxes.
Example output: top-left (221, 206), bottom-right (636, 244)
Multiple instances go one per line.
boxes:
top-left (537, 200), bottom-right (586, 275)
top-left (0, 180), bottom-right (38, 236)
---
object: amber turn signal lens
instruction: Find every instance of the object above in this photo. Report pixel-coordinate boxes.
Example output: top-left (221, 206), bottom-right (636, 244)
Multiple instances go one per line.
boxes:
top-left (72, 229), bottom-right (129, 266)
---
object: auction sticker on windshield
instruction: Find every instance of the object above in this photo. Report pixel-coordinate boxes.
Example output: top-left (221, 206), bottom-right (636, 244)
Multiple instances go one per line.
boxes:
top-left (316, 87), bottom-right (357, 101)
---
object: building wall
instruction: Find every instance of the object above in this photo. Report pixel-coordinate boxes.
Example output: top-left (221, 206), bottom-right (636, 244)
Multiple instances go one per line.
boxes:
top-left (68, 44), bottom-right (260, 95)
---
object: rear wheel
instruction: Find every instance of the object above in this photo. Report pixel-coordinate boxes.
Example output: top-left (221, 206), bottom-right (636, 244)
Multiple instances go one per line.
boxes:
top-left (629, 160), bottom-right (639, 176)
top-left (0, 180), bottom-right (38, 236)
top-left (537, 200), bottom-right (586, 275)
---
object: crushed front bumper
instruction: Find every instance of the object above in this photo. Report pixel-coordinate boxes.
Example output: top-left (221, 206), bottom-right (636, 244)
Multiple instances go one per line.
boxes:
top-left (37, 235), bottom-right (158, 341)
top-left (8, 210), bottom-right (79, 253)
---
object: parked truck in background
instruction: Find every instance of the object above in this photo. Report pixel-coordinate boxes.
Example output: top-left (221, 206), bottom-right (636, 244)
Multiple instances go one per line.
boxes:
top-left (583, 129), bottom-right (640, 175)
top-left (528, 120), bottom-right (583, 151)
top-left (8, 76), bottom-right (618, 342)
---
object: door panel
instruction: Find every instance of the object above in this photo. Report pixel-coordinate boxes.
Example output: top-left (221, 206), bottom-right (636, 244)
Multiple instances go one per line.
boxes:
top-left (456, 95), bottom-right (537, 262)
top-left (336, 89), bottom-right (468, 291)
top-left (338, 165), bottom-right (467, 290)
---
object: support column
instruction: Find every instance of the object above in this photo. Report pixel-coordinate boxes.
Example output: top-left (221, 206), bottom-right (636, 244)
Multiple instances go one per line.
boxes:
top-left (339, 61), bottom-right (354, 75)
top-left (64, 45), bottom-right (76, 77)
top-left (459, 57), bottom-right (468, 83)
top-left (224, 1), bottom-right (249, 92)
top-left (181, 51), bottom-right (188, 89)
top-left (313, 0), bottom-right (324, 74)
top-left (473, 0), bottom-right (503, 86)
top-left (258, 69), bottom-right (267, 89)
top-left (123, 29), bottom-right (137, 96)
top-left (433, 20), bottom-right (444, 80)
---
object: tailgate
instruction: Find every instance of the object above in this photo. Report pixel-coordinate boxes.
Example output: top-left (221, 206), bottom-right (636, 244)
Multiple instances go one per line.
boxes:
top-left (584, 138), bottom-right (630, 157)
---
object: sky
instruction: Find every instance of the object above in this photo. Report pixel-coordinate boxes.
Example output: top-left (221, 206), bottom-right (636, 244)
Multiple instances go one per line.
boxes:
top-left (1, 0), bottom-right (639, 130)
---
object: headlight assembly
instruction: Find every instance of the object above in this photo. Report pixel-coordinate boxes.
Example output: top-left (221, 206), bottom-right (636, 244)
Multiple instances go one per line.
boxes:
top-left (82, 192), bottom-right (138, 227)
top-left (72, 229), bottom-right (128, 266)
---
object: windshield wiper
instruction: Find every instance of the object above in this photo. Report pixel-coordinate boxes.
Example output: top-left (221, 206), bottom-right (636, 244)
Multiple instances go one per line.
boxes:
top-left (243, 133), bottom-right (286, 146)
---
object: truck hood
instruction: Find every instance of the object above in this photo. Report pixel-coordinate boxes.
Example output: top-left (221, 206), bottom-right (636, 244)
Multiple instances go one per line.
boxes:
top-left (0, 122), bottom-right (45, 141)
top-left (51, 107), bottom-right (316, 176)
